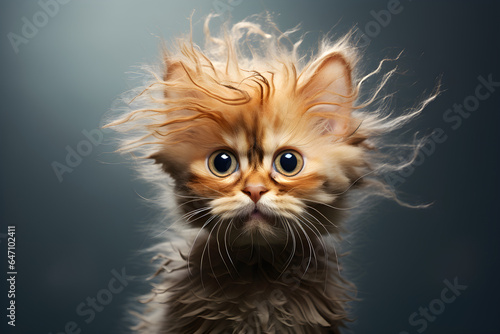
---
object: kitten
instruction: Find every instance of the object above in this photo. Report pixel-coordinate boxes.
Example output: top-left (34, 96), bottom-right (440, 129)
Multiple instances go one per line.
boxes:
top-left (106, 15), bottom-right (437, 334)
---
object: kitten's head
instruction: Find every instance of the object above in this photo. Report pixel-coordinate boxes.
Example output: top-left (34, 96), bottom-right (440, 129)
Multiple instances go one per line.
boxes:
top-left (149, 42), bottom-right (367, 246)
top-left (107, 19), bottom-right (435, 247)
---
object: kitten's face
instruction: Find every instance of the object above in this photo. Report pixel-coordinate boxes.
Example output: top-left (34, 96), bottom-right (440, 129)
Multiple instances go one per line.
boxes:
top-left (152, 55), bottom-right (366, 246)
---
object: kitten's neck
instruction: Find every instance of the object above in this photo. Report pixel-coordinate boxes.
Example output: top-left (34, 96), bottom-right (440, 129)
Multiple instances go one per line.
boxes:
top-left (183, 232), bottom-right (334, 284)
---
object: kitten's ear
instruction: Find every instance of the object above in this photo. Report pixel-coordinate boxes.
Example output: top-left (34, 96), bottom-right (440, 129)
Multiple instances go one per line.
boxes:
top-left (163, 59), bottom-right (205, 100)
top-left (298, 53), bottom-right (354, 136)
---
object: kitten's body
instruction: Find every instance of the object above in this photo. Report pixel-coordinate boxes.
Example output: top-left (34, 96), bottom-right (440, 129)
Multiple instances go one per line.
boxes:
top-left (135, 232), bottom-right (349, 333)
top-left (108, 16), bottom-right (436, 333)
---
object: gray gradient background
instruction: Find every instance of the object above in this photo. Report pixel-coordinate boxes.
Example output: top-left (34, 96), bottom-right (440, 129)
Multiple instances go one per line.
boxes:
top-left (1, 0), bottom-right (499, 333)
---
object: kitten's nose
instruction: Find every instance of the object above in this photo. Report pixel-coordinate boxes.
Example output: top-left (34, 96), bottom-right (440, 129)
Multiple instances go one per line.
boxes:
top-left (242, 185), bottom-right (268, 203)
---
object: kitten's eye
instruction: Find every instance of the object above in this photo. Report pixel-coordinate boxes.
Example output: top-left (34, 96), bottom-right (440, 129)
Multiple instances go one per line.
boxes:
top-left (208, 150), bottom-right (238, 177)
top-left (274, 150), bottom-right (304, 177)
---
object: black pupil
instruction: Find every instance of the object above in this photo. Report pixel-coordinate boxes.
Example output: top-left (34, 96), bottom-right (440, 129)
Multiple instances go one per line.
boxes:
top-left (214, 152), bottom-right (232, 173)
top-left (280, 152), bottom-right (298, 173)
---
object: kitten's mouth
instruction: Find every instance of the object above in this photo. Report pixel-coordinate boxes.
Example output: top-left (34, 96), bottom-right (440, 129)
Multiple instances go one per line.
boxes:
top-left (230, 206), bottom-right (277, 231)
top-left (227, 207), bottom-right (285, 246)
top-left (242, 208), bottom-right (276, 229)
top-left (250, 208), bottom-right (265, 220)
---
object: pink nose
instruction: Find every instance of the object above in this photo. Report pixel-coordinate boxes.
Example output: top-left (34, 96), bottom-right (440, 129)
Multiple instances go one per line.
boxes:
top-left (242, 185), bottom-right (268, 203)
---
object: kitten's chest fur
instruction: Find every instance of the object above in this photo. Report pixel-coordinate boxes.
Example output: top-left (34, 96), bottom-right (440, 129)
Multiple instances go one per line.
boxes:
top-left (136, 233), bottom-right (351, 334)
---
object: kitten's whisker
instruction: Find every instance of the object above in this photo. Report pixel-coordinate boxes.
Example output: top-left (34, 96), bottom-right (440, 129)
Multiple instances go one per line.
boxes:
top-left (215, 220), bottom-right (233, 278)
top-left (297, 215), bottom-right (328, 254)
top-left (291, 221), bottom-right (305, 261)
top-left (295, 214), bottom-right (331, 287)
top-left (155, 207), bottom-right (212, 238)
top-left (249, 228), bottom-right (255, 258)
top-left (200, 218), bottom-right (223, 290)
top-left (300, 198), bottom-right (355, 211)
top-left (224, 219), bottom-right (238, 272)
top-left (302, 210), bottom-right (342, 275)
top-left (183, 207), bottom-right (212, 223)
top-left (293, 215), bottom-right (318, 275)
top-left (300, 210), bottom-right (339, 283)
top-left (261, 232), bottom-right (275, 264)
top-left (301, 211), bottom-right (342, 279)
top-left (173, 206), bottom-right (210, 223)
top-left (229, 226), bottom-right (249, 248)
top-left (170, 194), bottom-right (213, 212)
top-left (331, 169), bottom-right (377, 196)
top-left (189, 214), bottom-right (218, 278)
top-left (296, 211), bottom-right (332, 287)
top-left (133, 189), bottom-right (155, 202)
top-left (287, 220), bottom-right (297, 275)
top-left (296, 222), bottom-right (315, 279)
top-left (276, 218), bottom-right (297, 280)
top-left (300, 211), bottom-right (331, 236)
top-left (172, 198), bottom-right (209, 211)
top-left (152, 209), bottom-right (204, 238)
top-left (303, 206), bottom-right (352, 246)
top-left (211, 220), bottom-right (232, 300)
top-left (278, 216), bottom-right (291, 256)
top-left (179, 206), bottom-right (210, 221)
top-left (172, 193), bottom-right (215, 200)
top-left (281, 185), bottom-right (299, 195)
top-left (301, 209), bottom-right (339, 242)
top-left (288, 220), bottom-right (310, 280)
top-left (145, 204), bottom-right (211, 241)
top-left (198, 182), bottom-right (227, 197)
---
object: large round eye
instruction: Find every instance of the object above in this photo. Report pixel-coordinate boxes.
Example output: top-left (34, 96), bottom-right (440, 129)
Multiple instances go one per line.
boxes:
top-left (208, 150), bottom-right (238, 177)
top-left (274, 150), bottom-right (304, 177)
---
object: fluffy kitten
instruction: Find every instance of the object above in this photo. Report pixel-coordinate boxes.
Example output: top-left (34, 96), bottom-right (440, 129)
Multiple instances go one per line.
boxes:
top-left (106, 16), bottom-right (436, 334)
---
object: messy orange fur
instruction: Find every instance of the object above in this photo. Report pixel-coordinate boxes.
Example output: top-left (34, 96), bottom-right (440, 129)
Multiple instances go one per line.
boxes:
top-left (105, 14), bottom-right (438, 334)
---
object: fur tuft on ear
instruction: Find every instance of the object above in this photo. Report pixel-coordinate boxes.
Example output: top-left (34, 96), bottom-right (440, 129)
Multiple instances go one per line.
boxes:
top-left (299, 52), bottom-right (355, 136)
top-left (162, 59), bottom-right (207, 100)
